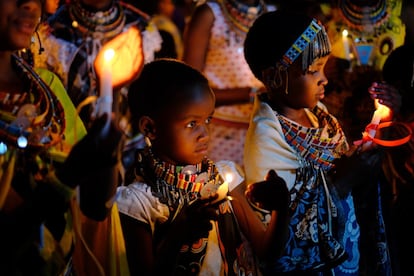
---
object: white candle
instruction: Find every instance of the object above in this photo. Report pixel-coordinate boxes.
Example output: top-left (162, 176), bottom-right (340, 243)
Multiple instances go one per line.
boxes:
top-left (201, 172), bottom-right (232, 204)
top-left (342, 29), bottom-right (350, 61)
top-left (97, 48), bottom-right (115, 135)
top-left (363, 99), bottom-right (389, 149)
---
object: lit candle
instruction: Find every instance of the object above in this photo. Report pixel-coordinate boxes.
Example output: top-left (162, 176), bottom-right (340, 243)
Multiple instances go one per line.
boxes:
top-left (200, 172), bottom-right (233, 203)
top-left (362, 99), bottom-right (390, 149)
top-left (342, 29), bottom-right (350, 61)
top-left (216, 173), bottom-right (232, 200)
top-left (97, 48), bottom-right (115, 135)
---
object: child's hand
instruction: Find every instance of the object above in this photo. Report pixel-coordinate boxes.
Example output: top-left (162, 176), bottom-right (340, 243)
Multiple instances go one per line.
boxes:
top-left (94, 26), bottom-right (144, 90)
top-left (245, 170), bottom-right (290, 211)
top-left (369, 82), bottom-right (401, 119)
top-left (57, 114), bottom-right (124, 188)
top-left (172, 195), bottom-right (221, 245)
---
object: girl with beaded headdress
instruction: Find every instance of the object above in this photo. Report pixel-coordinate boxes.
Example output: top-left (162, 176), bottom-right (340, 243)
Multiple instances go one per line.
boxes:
top-left (182, 0), bottom-right (272, 169)
top-left (116, 58), bottom-right (292, 275)
top-left (0, 0), bottom-right (125, 275)
top-left (243, 10), bottom-right (400, 275)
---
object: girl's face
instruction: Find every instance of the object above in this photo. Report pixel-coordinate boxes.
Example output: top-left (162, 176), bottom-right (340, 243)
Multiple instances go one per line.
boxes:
top-left (286, 55), bottom-right (329, 109)
top-left (152, 85), bottom-right (215, 166)
top-left (0, 0), bottom-right (42, 51)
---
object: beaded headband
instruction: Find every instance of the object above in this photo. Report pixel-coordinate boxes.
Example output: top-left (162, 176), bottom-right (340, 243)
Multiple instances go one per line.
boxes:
top-left (280, 19), bottom-right (331, 71)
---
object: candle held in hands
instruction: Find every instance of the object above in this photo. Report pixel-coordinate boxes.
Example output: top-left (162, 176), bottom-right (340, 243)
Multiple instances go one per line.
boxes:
top-left (200, 172), bottom-right (233, 204)
top-left (97, 48), bottom-right (115, 135)
top-left (362, 99), bottom-right (390, 149)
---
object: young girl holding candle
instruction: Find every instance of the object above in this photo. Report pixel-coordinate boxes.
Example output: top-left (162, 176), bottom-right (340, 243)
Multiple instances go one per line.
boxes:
top-left (116, 58), bottom-right (291, 276)
top-left (242, 10), bottom-right (400, 275)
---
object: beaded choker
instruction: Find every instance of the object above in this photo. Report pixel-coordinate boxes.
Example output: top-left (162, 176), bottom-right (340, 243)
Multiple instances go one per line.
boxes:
top-left (151, 156), bottom-right (221, 194)
top-left (132, 148), bottom-right (224, 205)
top-left (219, 0), bottom-right (267, 39)
top-left (69, 0), bottom-right (126, 38)
top-left (0, 54), bottom-right (65, 154)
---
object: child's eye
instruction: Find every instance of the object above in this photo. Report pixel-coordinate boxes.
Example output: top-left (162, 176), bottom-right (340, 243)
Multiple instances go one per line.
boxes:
top-left (205, 116), bottom-right (212, 125)
top-left (186, 121), bottom-right (197, 128)
top-left (307, 69), bottom-right (318, 74)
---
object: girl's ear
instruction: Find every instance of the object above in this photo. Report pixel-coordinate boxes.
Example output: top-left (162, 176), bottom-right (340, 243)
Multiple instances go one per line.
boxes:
top-left (138, 116), bottom-right (156, 140)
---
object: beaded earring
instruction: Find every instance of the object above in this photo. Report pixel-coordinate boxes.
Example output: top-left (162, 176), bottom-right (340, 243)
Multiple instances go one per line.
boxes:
top-left (264, 64), bottom-right (289, 95)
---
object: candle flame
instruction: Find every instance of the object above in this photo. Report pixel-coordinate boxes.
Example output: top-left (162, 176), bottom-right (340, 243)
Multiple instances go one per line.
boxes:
top-left (104, 48), bottom-right (115, 63)
top-left (342, 29), bottom-right (348, 37)
top-left (225, 173), bottom-right (233, 183)
top-left (374, 99), bottom-right (391, 119)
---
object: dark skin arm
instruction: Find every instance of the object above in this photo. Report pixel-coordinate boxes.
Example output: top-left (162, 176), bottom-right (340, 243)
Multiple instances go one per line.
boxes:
top-left (57, 114), bottom-right (124, 220)
top-left (229, 170), bottom-right (290, 259)
top-left (182, 3), bottom-right (253, 106)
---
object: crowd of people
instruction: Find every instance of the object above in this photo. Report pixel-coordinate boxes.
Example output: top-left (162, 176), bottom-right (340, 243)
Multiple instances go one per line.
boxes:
top-left (1, 0), bottom-right (413, 275)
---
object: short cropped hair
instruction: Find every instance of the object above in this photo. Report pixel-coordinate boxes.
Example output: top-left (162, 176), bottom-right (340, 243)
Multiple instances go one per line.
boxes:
top-left (128, 58), bottom-right (211, 123)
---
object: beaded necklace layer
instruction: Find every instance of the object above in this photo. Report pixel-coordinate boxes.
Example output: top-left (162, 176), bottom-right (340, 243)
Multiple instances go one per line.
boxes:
top-left (69, 0), bottom-right (126, 39)
top-left (218, 0), bottom-right (267, 40)
top-left (339, 0), bottom-right (389, 32)
top-left (134, 148), bottom-right (223, 206)
top-left (0, 54), bottom-right (65, 154)
top-left (275, 106), bottom-right (348, 171)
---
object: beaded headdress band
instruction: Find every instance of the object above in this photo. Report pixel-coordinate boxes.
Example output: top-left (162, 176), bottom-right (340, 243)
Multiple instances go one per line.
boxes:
top-left (280, 19), bottom-right (331, 71)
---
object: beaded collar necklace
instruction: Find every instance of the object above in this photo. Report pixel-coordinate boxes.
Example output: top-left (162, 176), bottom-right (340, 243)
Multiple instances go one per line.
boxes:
top-left (69, 0), bottom-right (126, 38)
top-left (0, 54), bottom-right (65, 154)
top-left (218, 0), bottom-right (267, 39)
top-left (275, 106), bottom-right (347, 170)
top-left (339, 0), bottom-right (389, 31)
top-left (134, 148), bottom-right (223, 205)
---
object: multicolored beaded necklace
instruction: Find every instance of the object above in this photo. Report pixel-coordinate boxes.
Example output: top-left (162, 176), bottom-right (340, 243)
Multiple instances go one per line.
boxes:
top-left (276, 106), bottom-right (348, 171)
top-left (135, 148), bottom-right (223, 207)
top-left (69, 0), bottom-right (126, 39)
top-left (0, 54), bottom-right (65, 154)
top-left (339, 0), bottom-right (389, 31)
top-left (218, 0), bottom-right (267, 40)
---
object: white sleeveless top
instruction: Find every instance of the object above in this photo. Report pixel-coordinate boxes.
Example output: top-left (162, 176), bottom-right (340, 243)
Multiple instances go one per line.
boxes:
top-left (204, 1), bottom-right (263, 90)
